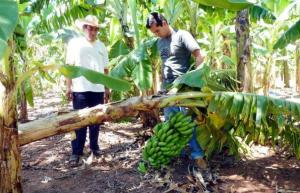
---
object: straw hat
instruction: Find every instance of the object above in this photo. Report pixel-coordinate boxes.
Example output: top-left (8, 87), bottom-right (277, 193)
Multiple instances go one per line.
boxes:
top-left (75, 15), bottom-right (101, 29)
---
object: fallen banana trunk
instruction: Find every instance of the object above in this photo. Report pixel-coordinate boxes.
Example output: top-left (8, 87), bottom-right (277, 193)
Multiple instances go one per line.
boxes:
top-left (18, 92), bottom-right (209, 146)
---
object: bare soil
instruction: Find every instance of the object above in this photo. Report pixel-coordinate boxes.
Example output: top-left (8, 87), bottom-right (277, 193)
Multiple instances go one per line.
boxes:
top-left (21, 91), bottom-right (300, 193)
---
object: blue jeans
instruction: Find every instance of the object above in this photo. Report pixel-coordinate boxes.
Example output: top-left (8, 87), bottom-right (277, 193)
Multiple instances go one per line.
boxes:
top-left (71, 92), bottom-right (104, 155)
top-left (164, 106), bottom-right (204, 159)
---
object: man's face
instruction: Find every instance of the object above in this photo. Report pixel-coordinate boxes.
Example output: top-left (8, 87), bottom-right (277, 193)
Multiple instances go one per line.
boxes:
top-left (149, 22), bottom-right (169, 38)
top-left (83, 25), bottom-right (99, 42)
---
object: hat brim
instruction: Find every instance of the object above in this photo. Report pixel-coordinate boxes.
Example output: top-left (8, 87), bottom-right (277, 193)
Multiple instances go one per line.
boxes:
top-left (75, 19), bottom-right (101, 29)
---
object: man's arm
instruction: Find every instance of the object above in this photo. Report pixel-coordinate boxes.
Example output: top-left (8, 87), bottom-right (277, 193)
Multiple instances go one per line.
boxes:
top-left (66, 78), bottom-right (73, 101)
top-left (180, 30), bottom-right (204, 69)
top-left (192, 49), bottom-right (204, 69)
top-left (104, 68), bottom-right (110, 103)
top-left (65, 39), bottom-right (75, 101)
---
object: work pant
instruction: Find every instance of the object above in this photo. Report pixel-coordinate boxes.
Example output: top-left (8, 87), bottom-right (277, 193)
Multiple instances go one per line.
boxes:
top-left (71, 92), bottom-right (104, 155)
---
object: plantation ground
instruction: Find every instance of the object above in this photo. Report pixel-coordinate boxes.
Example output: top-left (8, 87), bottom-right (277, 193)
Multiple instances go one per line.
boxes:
top-left (21, 90), bottom-right (300, 193)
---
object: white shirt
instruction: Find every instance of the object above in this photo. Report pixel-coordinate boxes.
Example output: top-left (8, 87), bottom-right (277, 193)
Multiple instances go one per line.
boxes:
top-left (66, 36), bottom-right (109, 92)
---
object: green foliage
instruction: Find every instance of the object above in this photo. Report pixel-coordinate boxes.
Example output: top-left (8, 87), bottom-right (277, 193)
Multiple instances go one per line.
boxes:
top-left (173, 65), bottom-right (211, 89)
top-left (200, 92), bottom-right (300, 158)
top-left (274, 19), bottom-right (300, 49)
top-left (137, 161), bottom-right (147, 174)
top-left (24, 79), bottom-right (34, 107)
top-left (132, 59), bottom-right (152, 91)
top-left (262, 0), bottom-right (291, 16)
top-left (173, 64), bottom-right (237, 92)
top-left (29, 1), bottom-right (107, 33)
top-left (249, 5), bottom-right (276, 23)
top-left (128, 0), bottom-right (140, 45)
top-left (162, 0), bottom-right (184, 26)
top-left (24, 0), bottom-right (51, 14)
top-left (59, 65), bottom-right (132, 92)
top-left (0, 0), bottom-right (18, 59)
top-left (109, 38), bottom-right (156, 91)
top-left (192, 0), bottom-right (253, 11)
top-left (109, 40), bottom-right (130, 59)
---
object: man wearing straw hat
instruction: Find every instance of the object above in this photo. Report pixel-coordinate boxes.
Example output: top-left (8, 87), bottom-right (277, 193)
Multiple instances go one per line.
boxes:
top-left (65, 15), bottom-right (109, 166)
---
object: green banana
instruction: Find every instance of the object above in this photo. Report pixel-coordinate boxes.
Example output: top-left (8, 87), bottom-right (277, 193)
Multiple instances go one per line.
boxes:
top-left (180, 116), bottom-right (192, 123)
top-left (158, 141), bottom-right (167, 147)
top-left (180, 128), bottom-right (194, 135)
top-left (142, 149), bottom-right (149, 160)
top-left (137, 162), bottom-right (147, 174)
top-left (159, 133), bottom-right (167, 141)
top-left (148, 147), bottom-right (155, 155)
top-left (141, 111), bottom-right (200, 170)
top-left (166, 128), bottom-right (174, 136)
top-left (153, 123), bottom-right (162, 134)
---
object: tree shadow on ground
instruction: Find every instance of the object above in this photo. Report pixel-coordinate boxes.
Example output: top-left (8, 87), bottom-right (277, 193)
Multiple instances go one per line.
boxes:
top-left (215, 154), bottom-right (300, 192)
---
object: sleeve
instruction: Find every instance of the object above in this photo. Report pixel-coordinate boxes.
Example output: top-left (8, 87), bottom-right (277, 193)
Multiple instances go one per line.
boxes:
top-left (181, 30), bottom-right (200, 52)
top-left (65, 39), bottom-right (75, 65)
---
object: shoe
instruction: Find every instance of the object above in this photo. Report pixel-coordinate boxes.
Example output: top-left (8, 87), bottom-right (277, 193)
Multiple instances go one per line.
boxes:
top-left (69, 154), bottom-right (80, 167)
top-left (195, 157), bottom-right (208, 169)
top-left (220, 155), bottom-right (236, 168)
top-left (92, 150), bottom-right (101, 157)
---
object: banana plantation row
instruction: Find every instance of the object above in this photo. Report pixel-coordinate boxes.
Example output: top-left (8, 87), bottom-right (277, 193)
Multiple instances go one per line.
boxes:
top-left (1, 0), bottom-right (300, 192)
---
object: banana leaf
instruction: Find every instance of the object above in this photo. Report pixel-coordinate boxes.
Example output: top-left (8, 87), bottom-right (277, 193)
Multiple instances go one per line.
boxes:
top-left (0, 0), bottom-right (18, 59)
top-left (249, 5), bottom-right (276, 23)
top-left (173, 65), bottom-right (210, 88)
top-left (273, 19), bottom-right (300, 49)
top-left (59, 65), bottom-right (132, 92)
top-left (192, 0), bottom-right (254, 11)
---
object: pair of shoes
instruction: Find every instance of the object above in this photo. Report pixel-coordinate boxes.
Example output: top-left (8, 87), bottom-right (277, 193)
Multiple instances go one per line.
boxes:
top-left (69, 154), bottom-right (80, 167)
top-left (194, 157), bottom-right (208, 169)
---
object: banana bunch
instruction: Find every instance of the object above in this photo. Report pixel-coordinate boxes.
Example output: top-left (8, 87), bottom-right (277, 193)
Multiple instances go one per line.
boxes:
top-left (142, 112), bottom-right (196, 169)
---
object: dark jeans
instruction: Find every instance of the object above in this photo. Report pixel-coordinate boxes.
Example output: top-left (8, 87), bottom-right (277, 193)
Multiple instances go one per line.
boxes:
top-left (71, 92), bottom-right (104, 155)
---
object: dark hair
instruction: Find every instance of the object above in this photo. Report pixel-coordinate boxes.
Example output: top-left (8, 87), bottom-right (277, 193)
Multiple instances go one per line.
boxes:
top-left (146, 12), bottom-right (168, 29)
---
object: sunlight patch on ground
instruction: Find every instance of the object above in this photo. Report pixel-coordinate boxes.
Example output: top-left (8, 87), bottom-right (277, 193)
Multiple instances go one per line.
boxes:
top-left (220, 174), bottom-right (273, 192)
top-left (245, 144), bottom-right (275, 160)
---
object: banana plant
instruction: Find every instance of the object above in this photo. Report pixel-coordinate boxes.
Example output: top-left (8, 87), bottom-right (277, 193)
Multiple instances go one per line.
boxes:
top-left (159, 0), bottom-right (184, 27)
top-left (273, 0), bottom-right (300, 49)
top-left (198, 8), bottom-right (237, 69)
top-left (109, 38), bottom-right (156, 94)
top-left (181, 0), bottom-right (200, 37)
top-left (250, 1), bottom-right (298, 94)
top-left (0, 1), bottom-right (21, 192)
top-left (173, 65), bottom-right (300, 159)
top-left (106, 0), bottom-right (135, 48)
top-left (194, 0), bottom-right (300, 49)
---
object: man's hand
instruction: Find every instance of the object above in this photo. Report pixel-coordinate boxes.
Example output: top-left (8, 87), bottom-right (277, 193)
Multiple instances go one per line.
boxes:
top-left (192, 49), bottom-right (204, 69)
top-left (65, 78), bottom-right (72, 101)
top-left (104, 88), bottom-right (110, 103)
top-left (66, 88), bottom-right (73, 101)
